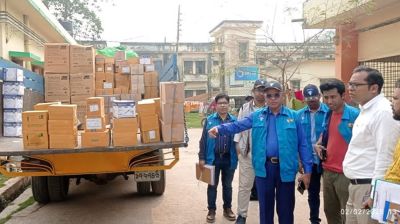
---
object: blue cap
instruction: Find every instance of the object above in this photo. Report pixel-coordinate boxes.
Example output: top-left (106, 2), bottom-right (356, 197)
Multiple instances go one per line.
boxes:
top-left (303, 84), bottom-right (319, 97)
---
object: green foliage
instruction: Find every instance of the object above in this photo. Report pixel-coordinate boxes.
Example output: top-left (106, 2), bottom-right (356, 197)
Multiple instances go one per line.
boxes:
top-left (43, 0), bottom-right (108, 40)
top-left (185, 113), bottom-right (203, 129)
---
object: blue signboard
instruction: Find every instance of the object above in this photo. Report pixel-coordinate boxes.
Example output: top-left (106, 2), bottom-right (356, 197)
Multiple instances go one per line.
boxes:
top-left (234, 66), bottom-right (259, 81)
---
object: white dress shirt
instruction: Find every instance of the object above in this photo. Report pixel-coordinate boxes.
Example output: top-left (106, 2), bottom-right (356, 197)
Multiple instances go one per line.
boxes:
top-left (343, 94), bottom-right (400, 185)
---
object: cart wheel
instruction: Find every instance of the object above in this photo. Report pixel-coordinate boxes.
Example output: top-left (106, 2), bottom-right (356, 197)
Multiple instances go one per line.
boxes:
top-left (31, 176), bottom-right (50, 204)
top-left (47, 176), bottom-right (69, 202)
top-left (151, 170), bottom-right (166, 195)
top-left (137, 182), bottom-right (151, 194)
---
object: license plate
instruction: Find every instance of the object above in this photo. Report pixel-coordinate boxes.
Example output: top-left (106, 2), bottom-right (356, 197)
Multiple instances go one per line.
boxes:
top-left (134, 171), bottom-right (161, 182)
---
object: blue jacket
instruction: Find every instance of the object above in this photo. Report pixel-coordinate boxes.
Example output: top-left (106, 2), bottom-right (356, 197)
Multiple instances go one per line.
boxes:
top-left (218, 106), bottom-right (313, 182)
top-left (321, 104), bottom-right (359, 146)
top-left (199, 113), bottom-right (238, 169)
top-left (297, 103), bottom-right (329, 165)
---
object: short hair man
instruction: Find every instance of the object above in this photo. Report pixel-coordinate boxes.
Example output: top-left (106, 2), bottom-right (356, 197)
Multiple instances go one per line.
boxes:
top-left (343, 66), bottom-right (400, 224)
top-left (297, 84), bottom-right (329, 224)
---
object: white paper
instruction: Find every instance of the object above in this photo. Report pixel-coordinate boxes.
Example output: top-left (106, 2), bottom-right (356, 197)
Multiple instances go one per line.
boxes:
top-left (121, 66), bottom-right (130, 74)
top-left (103, 82), bottom-right (113, 89)
top-left (89, 104), bottom-right (99, 112)
top-left (86, 118), bottom-right (103, 130)
top-left (149, 130), bottom-right (156, 139)
top-left (371, 179), bottom-right (400, 223)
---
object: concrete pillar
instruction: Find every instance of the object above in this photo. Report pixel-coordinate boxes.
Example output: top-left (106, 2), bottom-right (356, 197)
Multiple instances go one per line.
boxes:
top-left (335, 23), bottom-right (359, 83)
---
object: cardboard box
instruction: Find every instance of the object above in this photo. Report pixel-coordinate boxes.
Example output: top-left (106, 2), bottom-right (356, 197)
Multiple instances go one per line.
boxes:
top-left (112, 100), bottom-right (136, 118)
top-left (105, 63), bottom-right (114, 73)
top-left (144, 64), bottom-right (155, 72)
top-left (115, 73), bottom-right (130, 88)
top-left (139, 114), bottom-right (159, 131)
top-left (120, 65), bottom-right (130, 74)
top-left (144, 71), bottom-right (159, 87)
top-left (95, 81), bottom-right (104, 89)
top-left (22, 111), bottom-right (48, 132)
top-left (140, 56), bottom-right (152, 65)
top-left (86, 97), bottom-right (105, 117)
top-left (44, 43), bottom-right (69, 73)
top-left (121, 87), bottom-right (129, 94)
top-left (95, 55), bottom-right (114, 64)
top-left (113, 132), bottom-right (137, 147)
top-left (130, 75), bottom-right (145, 95)
top-left (95, 72), bottom-right (106, 81)
top-left (48, 104), bottom-right (77, 121)
top-left (160, 121), bottom-right (184, 142)
top-left (137, 99), bottom-right (157, 115)
top-left (105, 73), bottom-right (114, 83)
top-left (49, 134), bottom-right (77, 149)
top-left (44, 73), bottom-right (70, 103)
top-left (121, 93), bottom-right (141, 101)
top-left (141, 129), bottom-right (160, 144)
top-left (71, 95), bottom-right (89, 104)
top-left (34, 102), bottom-right (61, 111)
top-left (113, 88), bottom-right (122, 95)
top-left (144, 86), bottom-right (159, 99)
top-left (77, 104), bottom-right (86, 126)
top-left (114, 51), bottom-right (126, 61)
top-left (85, 116), bottom-right (106, 131)
top-left (70, 73), bottom-right (95, 97)
top-left (113, 118), bottom-right (138, 133)
top-left (153, 98), bottom-right (161, 117)
top-left (127, 57), bottom-right (139, 65)
top-left (48, 120), bottom-right (77, 135)
top-left (23, 131), bottom-right (49, 149)
top-left (160, 82), bottom-right (185, 104)
top-left (70, 45), bottom-right (95, 73)
top-left (130, 64), bottom-right (144, 75)
top-left (161, 103), bottom-right (184, 124)
top-left (95, 88), bottom-right (113, 96)
top-left (81, 130), bottom-right (110, 148)
top-left (95, 64), bottom-right (105, 73)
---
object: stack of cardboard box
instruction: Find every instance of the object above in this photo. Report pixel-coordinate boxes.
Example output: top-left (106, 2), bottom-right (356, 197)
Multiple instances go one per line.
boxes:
top-left (160, 82), bottom-right (185, 142)
top-left (130, 64), bottom-right (144, 99)
top-left (48, 105), bottom-right (78, 149)
top-left (81, 97), bottom-right (110, 148)
top-left (22, 111), bottom-right (49, 149)
top-left (2, 68), bottom-right (24, 137)
top-left (112, 117), bottom-right (138, 146)
top-left (95, 55), bottom-right (114, 96)
top-left (144, 71), bottom-right (159, 99)
top-left (137, 99), bottom-right (160, 144)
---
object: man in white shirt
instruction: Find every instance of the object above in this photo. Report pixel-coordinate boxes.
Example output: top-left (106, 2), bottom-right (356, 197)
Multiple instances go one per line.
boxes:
top-left (343, 65), bottom-right (400, 224)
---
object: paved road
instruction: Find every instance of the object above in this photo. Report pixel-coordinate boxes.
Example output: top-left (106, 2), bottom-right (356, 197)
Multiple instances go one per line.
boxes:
top-left (7, 129), bottom-right (327, 224)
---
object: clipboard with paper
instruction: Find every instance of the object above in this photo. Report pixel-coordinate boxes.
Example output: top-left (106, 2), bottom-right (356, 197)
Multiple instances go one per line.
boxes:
top-left (196, 163), bottom-right (215, 185)
top-left (371, 179), bottom-right (400, 223)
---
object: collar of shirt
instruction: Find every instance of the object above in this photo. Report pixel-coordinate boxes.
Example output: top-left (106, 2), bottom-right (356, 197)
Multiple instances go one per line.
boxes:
top-left (216, 113), bottom-right (233, 123)
top-left (263, 106), bottom-right (288, 116)
top-left (360, 93), bottom-right (385, 111)
top-left (251, 100), bottom-right (265, 109)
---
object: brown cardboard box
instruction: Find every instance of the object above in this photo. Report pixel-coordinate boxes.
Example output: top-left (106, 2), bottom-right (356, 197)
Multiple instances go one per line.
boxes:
top-left (77, 104), bottom-right (86, 126)
top-left (23, 131), bottom-right (49, 149)
top-left (161, 103), bottom-right (184, 124)
top-left (141, 129), bottom-right (160, 144)
top-left (113, 132), bottom-right (137, 146)
top-left (86, 97), bottom-right (105, 117)
top-left (160, 82), bottom-right (185, 104)
top-left (81, 130), bottom-right (110, 148)
top-left (105, 73), bottom-right (114, 83)
top-left (121, 87), bottom-right (129, 94)
top-left (95, 72), bottom-right (106, 81)
top-left (85, 116), bottom-right (106, 131)
top-left (121, 93), bottom-right (141, 101)
top-left (144, 71), bottom-right (159, 87)
top-left (114, 51), bottom-right (126, 61)
top-left (95, 55), bottom-right (114, 64)
top-left (144, 64), bottom-right (155, 72)
top-left (70, 45), bottom-right (95, 73)
top-left (44, 73), bottom-right (70, 103)
top-left (130, 64), bottom-right (144, 75)
top-left (144, 86), bottom-right (159, 99)
top-left (95, 64), bottom-right (104, 73)
top-left (113, 88), bottom-right (122, 95)
top-left (139, 115), bottom-right (159, 131)
top-left (137, 99), bottom-right (157, 115)
top-left (34, 102), bottom-right (61, 111)
top-left (70, 73), bottom-right (95, 97)
top-left (127, 57), bottom-right (139, 65)
top-left (131, 75), bottom-right (145, 95)
top-left (105, 63), bottom-right (114, 73)
top-left (113, 117), bottom-right (138, 132)
top-left (115, 73), bottom-right (130, 89)
top-left (44, 43), bottom-right (69, 73)
top-left (49, 134), bottom-right (77, 149)
top-left (153, 98), bottom-right (161, 117)
top-left (48, 120), bottom-right (77, 135)
top-left (71, 95), bottom-right (89, 104)
top-left (22, 111), bottom-right (48, 132)
top-left (160, 120), bottom-right (184, 142)
top-left (48, 104), bottom-right (77, 121)
top-left (95, 81), bottom-right (104, 89)
top-left (119, 65), bottom-right (130, 74)
top-left (95, 89), bottom-right (114, 96)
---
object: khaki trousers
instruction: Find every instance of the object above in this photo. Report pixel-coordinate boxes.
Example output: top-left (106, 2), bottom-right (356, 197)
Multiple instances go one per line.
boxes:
top-left (345, 183), bottom-right (378, 224)
top-left (237, 153), bottom-right (255, 217)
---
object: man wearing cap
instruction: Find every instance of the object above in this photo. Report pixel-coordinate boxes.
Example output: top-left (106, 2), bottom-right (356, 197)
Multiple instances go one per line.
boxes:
top-left (234, 79), bottom-right (266, 224)
top-left (297, 84), bottom-right (329, 224)
top-left (208, 81), bottom-right (313, 224)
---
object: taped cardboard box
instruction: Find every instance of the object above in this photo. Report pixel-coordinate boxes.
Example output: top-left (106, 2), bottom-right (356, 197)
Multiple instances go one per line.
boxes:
top-left (130, 75), bottom-right (145, 95)
top-left (4, 109), bottom-right (22, 123)
top-left (105, 63), bottom-right (114, 73)
top-left (95, 64), bottom-right (104, 73)
top-left (160, 120), bottom-right (184, 142)
top-left (127, 57), bottom-right (139, 65)
top-left (81, 130), bottom-right (110, 148)
top-left (95, 88), bottom-right (113, 96)
top-left (112, 100), bottom-right (136, 118)
top-left (139, 114), bottom-right (159, 132)
top-left (121, 93), bottom-right (141, 101)
top-left (121, 87), bottom-right (129, 94)
top-left (48, 120), bottom-right (77, 135)
top-left (85, 116), bottom-right (106, 131)
top-left (49, 134), bottom-right (77, 149)
top-left (70, 45), bottom-right (95, 73)
top-left (113, 132), bottom-right (137, 146)
top-left (144, 86), bottom-right (159, 99)
top-left (44, 43), bottom-right (69, 73)
top-left (70, 73), bottom-right (95, 97)
top-left (95, 55), bottom-right (114, 64)
top-left (141, 129), bottom-right (160, 144)
top-left (153, 98), bottom-right (161, 117)
top-left (71, 95), bottom-right (90, 104)
top-left (144, 71), bottom-right (159, 87)
top-left (160, 82), bottom-right (184, 104)
top-left (137, 99), bottom-right (157, 115)
top-left (95, 72), bottom-right (106, 81)
top-left (130, 64), bottom-right (144, 75)
top-left (161, 103), bottom-right (184, 124)
top-left (86, 97), bottom-right (105, 117)
top-left (48, 104), bottom-right (77, 121)
top-left (112, 117), bottom-right (138, 133)
top-left (22, 111), bottom-right (48, 132)
top-left (23, 131), bottom-right (49, 149)
top-left (44, 73), bottom-right (70, 103)
top-left (144, 64), bottom-right (155, 72)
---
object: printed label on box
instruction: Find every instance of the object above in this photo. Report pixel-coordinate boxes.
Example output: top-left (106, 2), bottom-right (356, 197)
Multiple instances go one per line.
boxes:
top-left (86, 118), bottom-right (103, 130)
top-left (103, 82), bottom-right (113, 89)
top-left (89, 105), bottom-right (99, 112)
top-left (149, 130), bottom-right (156, 139)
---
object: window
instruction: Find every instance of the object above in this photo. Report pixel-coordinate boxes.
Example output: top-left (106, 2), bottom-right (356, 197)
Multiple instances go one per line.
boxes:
top-left (185, 90), bottom-right (194, 98)
top-left (290, 79), bottom-right (301, 91)
top-left (195, 61), bottom-right (206, 74)
top-left (239, 42), bottom-right (249, 62)
top-left (184, 61), bottom-right (193, 74)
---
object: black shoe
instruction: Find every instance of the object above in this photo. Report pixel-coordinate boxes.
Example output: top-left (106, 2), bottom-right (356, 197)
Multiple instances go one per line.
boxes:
top-left (235, 215), bottom-right (246, 224)
top-left (223, 208), bottom-right (236, 221)
top-left (207, 209), bottom-right (216, 223)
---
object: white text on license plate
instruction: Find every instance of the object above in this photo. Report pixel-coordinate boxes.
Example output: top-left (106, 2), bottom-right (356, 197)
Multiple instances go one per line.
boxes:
top-left (135, 171), bottom-right (161, 182)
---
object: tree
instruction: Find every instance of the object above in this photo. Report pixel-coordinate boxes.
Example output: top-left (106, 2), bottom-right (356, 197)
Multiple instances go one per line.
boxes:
top-left (43, 0), bottom-right (108, 40)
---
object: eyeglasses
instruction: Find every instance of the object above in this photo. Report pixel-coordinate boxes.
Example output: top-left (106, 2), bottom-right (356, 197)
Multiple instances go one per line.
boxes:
top-left (217, 102), bottom-right (229, 105)
top-left (347, 82), bottom-right (369, 89)
top-left (305, 96), bottom-right (319, 101)
top-left (266, 93), bottom-right (281, 99)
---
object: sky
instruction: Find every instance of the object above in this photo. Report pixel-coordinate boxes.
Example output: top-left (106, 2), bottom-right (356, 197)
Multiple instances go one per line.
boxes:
top-left (99, 0), bottom-right (320, 43)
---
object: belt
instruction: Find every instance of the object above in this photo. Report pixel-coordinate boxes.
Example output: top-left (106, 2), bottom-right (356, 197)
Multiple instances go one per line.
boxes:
top-left (267, 157), bottom-right (279, 164)
top-left (350, 178), bottom-right (372, 185)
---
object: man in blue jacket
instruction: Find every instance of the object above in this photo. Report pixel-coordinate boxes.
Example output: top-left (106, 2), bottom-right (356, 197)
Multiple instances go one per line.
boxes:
top-left (297, 84), bottom-right (329, 224)
top-left (198, 93), bottom-right (238, 223)
top-left (208, 81), bottom-right (313, 224)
